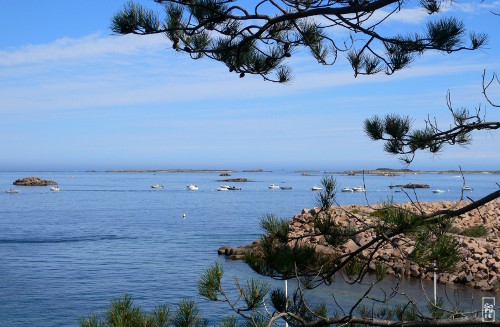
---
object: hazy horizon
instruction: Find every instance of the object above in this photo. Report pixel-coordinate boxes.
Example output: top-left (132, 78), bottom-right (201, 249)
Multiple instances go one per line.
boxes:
top-left (1, 164), bottom-right (498, 173)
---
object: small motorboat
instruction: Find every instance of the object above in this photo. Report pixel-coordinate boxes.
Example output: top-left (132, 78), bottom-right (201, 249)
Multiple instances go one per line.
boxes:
top-left (50, 186), bottom-right (60, 192)
top-left (151, 184), bottom-right (164, 189)
top-left (352, 186), bottom-right (365, 192)
top-left (268, 184), bottom-right (280, 189)
top-left (187, 184), bottom-right (199, 190)
top-left (280, 186), bottom-right (292, 190)
top-left (311, 186), bottom-right (322, 191)
top-left (227, 186), bottom-right (241, 190)
top-left (462, 186), bottom-right (473, 191)
top-left (6, 188), bottom-right (20, 193)
top-left (216, 186), bottom-right (228, 191)
top-left (432, 189), bottom-right (445, 193)
top-left (341, 187), bottom-right (353, 192)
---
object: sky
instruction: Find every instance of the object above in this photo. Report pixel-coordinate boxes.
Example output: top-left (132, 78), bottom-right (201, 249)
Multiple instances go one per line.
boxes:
top-left (0, 1), bottom-right (499, 171)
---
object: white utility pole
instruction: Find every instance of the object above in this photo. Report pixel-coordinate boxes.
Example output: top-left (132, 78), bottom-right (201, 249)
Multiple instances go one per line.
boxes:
top-left (285, 279), bottom-right (288, 327)
top-left (433, 260), bottom-right (437, 305)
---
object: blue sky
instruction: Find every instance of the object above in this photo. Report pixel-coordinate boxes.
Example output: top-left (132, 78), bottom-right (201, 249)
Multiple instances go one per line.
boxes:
top-left (1, 1), bottom-right (499, 171)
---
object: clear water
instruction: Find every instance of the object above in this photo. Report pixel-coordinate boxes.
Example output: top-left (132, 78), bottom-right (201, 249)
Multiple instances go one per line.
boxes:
top-left (0, 170), bottom-right (498, 326)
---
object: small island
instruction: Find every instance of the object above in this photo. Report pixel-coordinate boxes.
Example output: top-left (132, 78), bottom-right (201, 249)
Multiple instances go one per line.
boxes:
top-left (389, 183), bottom-right (430, 189)
top-left (217, 178), bottom-right (251, 182)
top-left (242, 169), bottom-right (271, 172)
top-left (13, 176), bottom-right (58, 186)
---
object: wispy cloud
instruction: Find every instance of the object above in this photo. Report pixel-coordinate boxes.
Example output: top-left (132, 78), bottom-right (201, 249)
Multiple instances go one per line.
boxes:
top-left (369, 6), bottom-right (430, 25)
top-left (0, 33), bottom-right (166, 66)
top-left (443, 1), bottom-right (500, 14)
top-left (1, 30), bottom-right (498, 117)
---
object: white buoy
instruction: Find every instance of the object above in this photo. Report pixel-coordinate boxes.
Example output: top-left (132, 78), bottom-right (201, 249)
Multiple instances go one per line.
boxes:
top-left (183, 213), bottom-right (186, 219)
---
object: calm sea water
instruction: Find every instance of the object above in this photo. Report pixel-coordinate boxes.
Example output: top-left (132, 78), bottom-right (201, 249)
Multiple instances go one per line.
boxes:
top-left (0, 170), bottom-right (498, 326)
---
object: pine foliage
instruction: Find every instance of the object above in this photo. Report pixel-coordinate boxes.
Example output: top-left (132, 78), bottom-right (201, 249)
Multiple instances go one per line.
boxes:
top-left (79, 294), bottom-right (172, 327)
top-left (111, 0), bottom-right (486, 82)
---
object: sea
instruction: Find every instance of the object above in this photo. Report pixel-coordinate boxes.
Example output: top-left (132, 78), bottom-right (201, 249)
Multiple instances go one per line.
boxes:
top-left (0, 170), bottom-right (498, 326)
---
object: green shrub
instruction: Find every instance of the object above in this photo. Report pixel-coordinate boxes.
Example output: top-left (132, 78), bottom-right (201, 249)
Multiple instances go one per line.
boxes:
top-left (461, 225), bottom-right (488, 238)
top-left (370, 209), bottom-right (388, 218)
top-left (448, 226), bottom-right (462, 235)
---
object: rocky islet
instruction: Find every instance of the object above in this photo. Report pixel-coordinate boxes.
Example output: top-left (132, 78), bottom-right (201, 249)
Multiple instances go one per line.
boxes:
top-left (13, 176), bottom-right (57, 186)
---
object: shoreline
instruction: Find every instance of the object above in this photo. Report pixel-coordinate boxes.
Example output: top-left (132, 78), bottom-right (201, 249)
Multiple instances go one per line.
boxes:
top-left (97, 168), bottom-right (500, 175)
top-left (219, 199), bottom-right (500, 292)
top-left (105, 169), bottom-right (236, 173)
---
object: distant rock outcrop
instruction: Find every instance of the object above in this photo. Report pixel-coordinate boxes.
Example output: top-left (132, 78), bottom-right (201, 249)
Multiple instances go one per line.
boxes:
top-left (218, 242), bottom-right (260, 260)
top-left (13, 177), bottom-right (57, 186)
top-left (390, 183), bottom-right (430, 189)
top-left (217, 178), bottom-right (250, 182)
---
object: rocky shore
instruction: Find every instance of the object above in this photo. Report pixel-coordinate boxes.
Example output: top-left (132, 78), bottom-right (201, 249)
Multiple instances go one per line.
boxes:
top-left (219, 200), bottom-right (500, 292)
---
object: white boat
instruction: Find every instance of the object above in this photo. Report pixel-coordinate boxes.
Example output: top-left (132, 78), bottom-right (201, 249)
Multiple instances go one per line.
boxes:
top-left (268, 184), bottom-right (280, 189)
top-left (151, 184), bottom-right (164, 189)
top-left (216, 186), bottom-right (228, 191)
top-left (432, 189), bottom-right (445, 193)
top-left (352, 186), bottom-right (365, 192)
top-left (6, 188), bottom-right (20, 193)
top-left (462, 186), bottom-right (473, 191)
top-left (187, 184), bottom-right (199, 190)
top-left (311, 186), bottom-right (322, 191)
top-left (50, 186), bottom-right (60, 192)
top-left (341, 187), bottom-right (353, 192)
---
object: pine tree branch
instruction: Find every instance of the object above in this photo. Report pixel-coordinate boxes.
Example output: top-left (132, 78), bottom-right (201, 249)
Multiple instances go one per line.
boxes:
top-left (112, 0), bottom-right (486, 81)
top-left (422, 189), bottom-right (500, 221)
top-left (302, 315), bottom-right (500, 326)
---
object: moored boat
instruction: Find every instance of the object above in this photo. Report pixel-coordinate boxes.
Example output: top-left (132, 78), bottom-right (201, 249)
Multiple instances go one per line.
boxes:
top-left (432, 189), bottom-right (445, 193)
top-left (341, 186), bottom-right (353, 192)
top-left (50, 186), bottom-right (60, 192)
top-left (268, 184), bottom-right (280, 189)
top-left (187, 184), bottom-right (199, 190)
top-left (6, 188), bottom-right (20, 193)
top-left (311, 186), bottom-right (322, 191)
top-left (151, 184), bottom-right (164, 189)
top-left (216, 186), bottom-right (228, 191)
